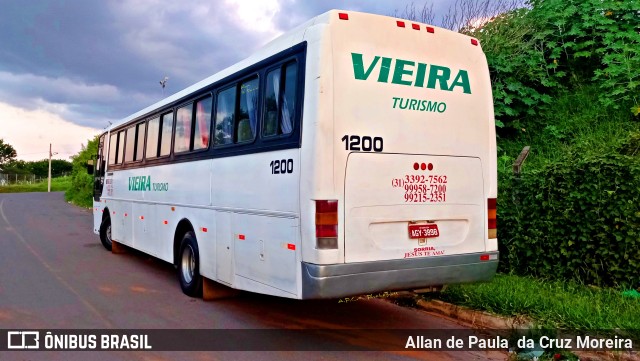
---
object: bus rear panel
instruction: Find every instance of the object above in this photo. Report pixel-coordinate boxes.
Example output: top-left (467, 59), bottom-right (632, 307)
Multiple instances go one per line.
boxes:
top-left (299, 11), bottom-right (498, 298)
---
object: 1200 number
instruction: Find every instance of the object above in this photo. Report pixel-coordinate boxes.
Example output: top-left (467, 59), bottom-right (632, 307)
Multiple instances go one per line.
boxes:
top-left (270, 159), bottom-right (294, 174)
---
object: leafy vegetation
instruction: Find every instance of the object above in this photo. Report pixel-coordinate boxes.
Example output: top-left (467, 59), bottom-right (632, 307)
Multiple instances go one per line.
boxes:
top-left (65, 136), bottom-right (98, 208)
top-left (458, 0), bottom-right (640, 289)
top-left (0, 176), bottom-right (71, 193)
top-left (0, 138), bottom-right (17, 165)
top-left (467, 0), bottom-right (640, 131)
top-left (499, 145), bottom-right (640, 288)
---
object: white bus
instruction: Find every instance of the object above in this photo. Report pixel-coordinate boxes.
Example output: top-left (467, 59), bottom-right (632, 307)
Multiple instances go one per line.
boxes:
top-left (91, 10), bottom-right (498, 300)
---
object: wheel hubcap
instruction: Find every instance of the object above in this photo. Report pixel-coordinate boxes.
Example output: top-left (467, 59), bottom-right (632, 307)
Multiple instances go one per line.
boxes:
top-left (106, 225), bottom-right (112, 245)
top-left (181, 245), bottom-right (195, 284)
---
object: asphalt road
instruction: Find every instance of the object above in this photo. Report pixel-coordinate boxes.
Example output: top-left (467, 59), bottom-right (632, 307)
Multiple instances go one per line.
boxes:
top-left (0, 192), bottom-right (507, 361)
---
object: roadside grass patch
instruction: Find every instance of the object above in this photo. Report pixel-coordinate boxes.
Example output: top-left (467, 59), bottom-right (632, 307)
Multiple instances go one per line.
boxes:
top-left (434, 274), bottom-right (640, 339)
top-left (0, 176), bottom-right (71, 193)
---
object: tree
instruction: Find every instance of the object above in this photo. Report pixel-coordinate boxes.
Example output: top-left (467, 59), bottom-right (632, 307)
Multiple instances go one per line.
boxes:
top-left (393, 0), bottom-right (525, 31)
top-left (65, 136), bottom-right (99, 207)
top-left (0, 139), bottom-right (17, 165)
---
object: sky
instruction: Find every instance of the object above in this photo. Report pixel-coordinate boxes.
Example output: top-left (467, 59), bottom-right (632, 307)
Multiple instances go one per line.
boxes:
top-left (0, 0), bottom-right (463, 161)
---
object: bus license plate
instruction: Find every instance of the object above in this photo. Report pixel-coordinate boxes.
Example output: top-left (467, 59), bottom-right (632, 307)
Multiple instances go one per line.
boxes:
top-left (408, 224), bottom-right (439, 239)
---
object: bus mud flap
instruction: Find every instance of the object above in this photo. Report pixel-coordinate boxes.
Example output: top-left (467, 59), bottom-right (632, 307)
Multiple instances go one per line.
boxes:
top-left (111, 240), bottom-right (128, 254)
top-left (202, 277), bottom-right (240, 300)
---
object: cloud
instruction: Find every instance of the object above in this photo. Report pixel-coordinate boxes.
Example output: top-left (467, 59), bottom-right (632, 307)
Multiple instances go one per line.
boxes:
top-left (0, 101), bottom-right (100, 161)
top-left (0, 0), bottom-right (500, 143)
top-left (0, 71), bottom-right (156, 128)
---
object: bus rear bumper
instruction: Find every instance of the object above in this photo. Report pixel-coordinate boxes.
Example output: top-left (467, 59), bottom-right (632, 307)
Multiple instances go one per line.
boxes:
top-left (301, 252), bottom-right (498, 299)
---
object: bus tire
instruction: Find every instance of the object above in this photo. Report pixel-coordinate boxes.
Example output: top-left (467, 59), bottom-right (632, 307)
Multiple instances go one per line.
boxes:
top-left (178, 231), bottom-right (202, 297)
top-left (99, 216), bottom-right (112, 251)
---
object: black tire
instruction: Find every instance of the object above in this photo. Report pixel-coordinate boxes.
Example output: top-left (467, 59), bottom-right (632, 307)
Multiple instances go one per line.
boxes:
top-left (178, 231), bottom-right (202, 297)
top-left (99, 216), bottom-right (112, 251)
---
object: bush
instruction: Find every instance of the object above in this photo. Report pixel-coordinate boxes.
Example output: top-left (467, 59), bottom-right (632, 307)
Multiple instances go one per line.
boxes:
top-left (498, 141), bottom-right (640, 289)
top-left (65, 136), bottom-right (98, 208)
top-left (468, 0), bottom-right (640, 130)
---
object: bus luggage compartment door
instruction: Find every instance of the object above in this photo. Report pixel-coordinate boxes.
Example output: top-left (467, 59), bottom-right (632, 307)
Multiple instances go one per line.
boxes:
top-left (344, 153), bottom-right (486, 263)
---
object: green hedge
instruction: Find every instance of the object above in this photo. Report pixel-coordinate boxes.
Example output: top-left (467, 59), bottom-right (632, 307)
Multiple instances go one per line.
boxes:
top-left (498, 138), bottom-right (640, 289)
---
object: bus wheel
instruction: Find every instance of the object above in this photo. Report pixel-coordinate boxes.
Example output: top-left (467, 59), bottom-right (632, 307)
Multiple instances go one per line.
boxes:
top-left (99, 216), bottom-right (112, 251)
top-left (178, 231), bottom-right (202, 297)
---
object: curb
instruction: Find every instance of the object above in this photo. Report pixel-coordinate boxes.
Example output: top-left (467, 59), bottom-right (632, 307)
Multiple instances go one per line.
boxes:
top-left (416, 299), bottom-right (532, 329)
top-left (412, 298), bottom-right (638, 361)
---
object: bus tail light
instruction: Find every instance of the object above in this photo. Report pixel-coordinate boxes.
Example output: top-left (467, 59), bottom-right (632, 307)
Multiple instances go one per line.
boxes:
top-left (488, 198), bottom-right (497, 239)
top-left (316, 200), bottom-right (338, 249)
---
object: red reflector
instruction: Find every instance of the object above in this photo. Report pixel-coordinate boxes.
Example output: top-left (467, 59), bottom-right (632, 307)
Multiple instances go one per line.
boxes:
top-left (488, 219), bottom-right (497, 229)
top-left (426, 26), bottom-right (435, 33)
top-left (471, 39), bottom-right (479, 46)
top-left (338, 13), bottom-right (349, 20)
top-left (238, 234), bottom-right (245, 240)
top-left (488, 198), bottom-right (497, 209)
top-left (163, 220), bottom-right (168, 225)
top-left (412, 23), bottom-right (420, 30)
top-left (201, 227), bottom-right (208, 233)
top-left (396, 20), bottom-right (405, 27)
top-left (140, 216), bottom-right (144, 220)
top-left (421, 163), bottom-right (426, 171)
top-left (316, 225), bottom-right (337, 238)
top-left (413, 162), bottom-right (419, 170)
top-left (287, 244), bottom-right (296, 250)
top-left (124, 213), bottom-right (128, 217)
top-left (480, 254), bottom-right (490, 261)
top-left (428, 163), bottom-right (433, 171)
top-left (316, 200), bottom-right (337, 213)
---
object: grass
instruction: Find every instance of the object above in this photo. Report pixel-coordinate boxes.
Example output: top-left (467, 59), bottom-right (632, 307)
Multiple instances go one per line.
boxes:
top-left (0, 176), bottom-right (71, 193)
top-left (497, 85), bottom-right (639, 174)
top-left (432, 274), bottom-right (640, 339)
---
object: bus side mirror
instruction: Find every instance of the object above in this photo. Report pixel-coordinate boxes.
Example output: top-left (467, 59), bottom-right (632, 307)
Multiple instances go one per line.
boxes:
top-left (86, 159), bottom-right (94, 175)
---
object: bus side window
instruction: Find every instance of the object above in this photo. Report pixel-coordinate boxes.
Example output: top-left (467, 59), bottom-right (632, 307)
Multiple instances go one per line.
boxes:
top-left (159, 112), bottom-right (173, 156)
top-left (282, 62), bottom-right (297, 134)
top-left (193, 97), bottom-right (212, 150)
top-left (146, 117), bottom-right (160, 159)
top-left (263, 69), bottom-right (280, 137)
top-left (174, 104), bottom-right (192, 154)
top-left (124, 126), bottom-right (135, 162)
top-left (263, 62), bottom-right (297, 137)
top-left (237, 77), bottom-right (259, 143)
top-left (117, 130), bottom-right (125, 164)
top-left (135, 122), bottom-right (146, 161)
top-left (214, 87), bottom-right (236, 146)
top-left (108, 132), bottom-right (117, 165)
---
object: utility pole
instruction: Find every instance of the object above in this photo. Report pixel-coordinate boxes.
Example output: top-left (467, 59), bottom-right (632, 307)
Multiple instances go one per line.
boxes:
top-left (47, 144), bottom-right (58, 192)
top-left (48, 144), bottom-right (52, 192)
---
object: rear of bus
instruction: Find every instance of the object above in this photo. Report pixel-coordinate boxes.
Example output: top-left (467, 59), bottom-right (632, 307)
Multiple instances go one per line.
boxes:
top-left (300, 11), bottom-right (498, 298)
